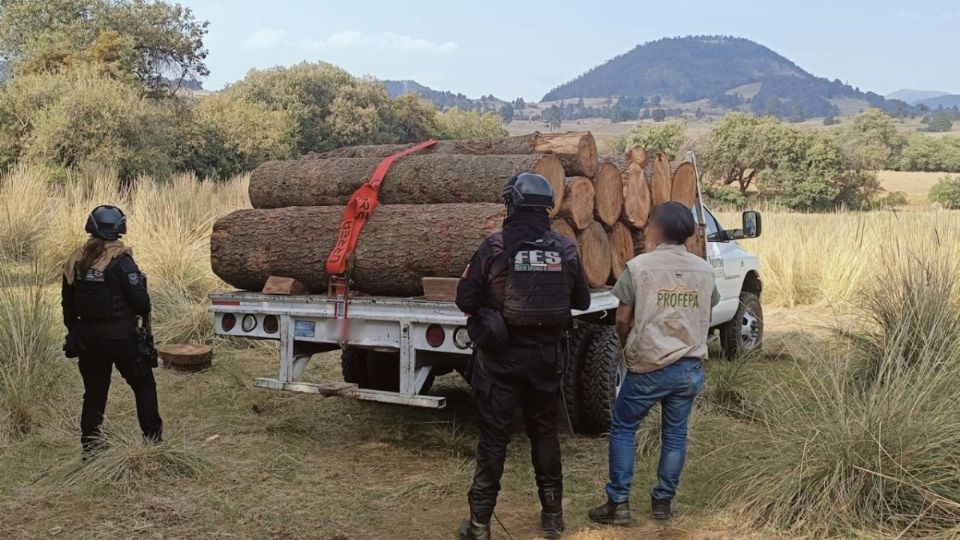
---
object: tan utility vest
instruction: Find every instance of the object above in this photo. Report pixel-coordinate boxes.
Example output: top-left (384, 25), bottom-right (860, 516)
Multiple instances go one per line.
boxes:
top-left (623, 244), bottom-right (715, 373)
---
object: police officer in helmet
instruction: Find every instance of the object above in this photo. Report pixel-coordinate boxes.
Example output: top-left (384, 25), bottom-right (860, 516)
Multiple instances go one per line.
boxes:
top-left (456, 173), bottom-right (591, 539)
top-left (61, 206), bottom-right (162, 457)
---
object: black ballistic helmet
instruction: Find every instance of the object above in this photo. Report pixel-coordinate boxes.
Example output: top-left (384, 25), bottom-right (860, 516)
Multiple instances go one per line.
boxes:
top-left (652, 201), bottom-right (696, 244)
top-left (85, 205), bottom-right (127, 241)
top-left (503, 172), bottom-right (555, 212)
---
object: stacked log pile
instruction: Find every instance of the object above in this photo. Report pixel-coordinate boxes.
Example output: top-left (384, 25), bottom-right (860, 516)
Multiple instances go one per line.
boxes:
top-left (211, 131), bottom-right (704, 296)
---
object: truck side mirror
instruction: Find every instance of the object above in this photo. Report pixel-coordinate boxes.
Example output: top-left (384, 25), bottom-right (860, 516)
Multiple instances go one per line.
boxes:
top-left (727, 211), bottom-right (762, 240)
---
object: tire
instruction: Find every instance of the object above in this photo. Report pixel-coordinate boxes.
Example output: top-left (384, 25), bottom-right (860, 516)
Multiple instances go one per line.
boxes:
top-left (366, 351), bottom-right (435, 394)
top-left (341, 347), bottom-right (369, 387)
top-left (579, 325), bottom-right (625, 435)
top-left (563, 321), bottom-right (598, 433)
top-left (719, 291), bottom-right (763, 360)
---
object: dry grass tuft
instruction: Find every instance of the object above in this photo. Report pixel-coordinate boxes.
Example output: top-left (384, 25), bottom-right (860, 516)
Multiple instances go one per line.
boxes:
top-left (45, 426), bottom-right (213, 493)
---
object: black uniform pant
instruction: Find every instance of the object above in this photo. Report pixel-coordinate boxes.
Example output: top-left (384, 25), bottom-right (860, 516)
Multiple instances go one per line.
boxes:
top-left (77, 326), bottom-right (162, 451)
top-left (468, 343), bottom-right (563, 524)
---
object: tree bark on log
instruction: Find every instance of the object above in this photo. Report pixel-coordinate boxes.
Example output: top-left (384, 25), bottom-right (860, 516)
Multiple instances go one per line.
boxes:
top-left (210, 204), bottom-right (505, 296)
top-left (592, 161), bottom-right (624, 227)
top-left (557, 177), bottom-right (595, 230)
top-left (671, 162), bottom-right (698, 208)
top-left (577, 220), bottom-right (611, 289)
top-left (650, 152), bottom-right (672, 207)
top-left (307, 131), bottom-right (598, 177)
top-left (249, 154), bottom-right (565, 216)
top-left (609, 222), bottom-right (634, 283)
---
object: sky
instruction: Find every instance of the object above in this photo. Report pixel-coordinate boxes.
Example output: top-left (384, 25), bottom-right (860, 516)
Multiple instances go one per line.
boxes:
top-left (180, 0), bottom-right (960, 101)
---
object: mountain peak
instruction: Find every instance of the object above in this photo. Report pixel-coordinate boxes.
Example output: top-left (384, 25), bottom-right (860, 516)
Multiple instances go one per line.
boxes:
top-left (543, 35), bottom-right (898, 118)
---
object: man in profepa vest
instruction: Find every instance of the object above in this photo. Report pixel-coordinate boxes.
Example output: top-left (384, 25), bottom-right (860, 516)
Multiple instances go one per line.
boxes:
top-left (456, 173), bottom-right (591, 540)
top-left (588, 201), bottom-right (719, 526)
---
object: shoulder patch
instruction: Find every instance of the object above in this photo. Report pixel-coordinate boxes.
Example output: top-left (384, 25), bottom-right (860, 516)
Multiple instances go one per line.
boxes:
top-left (127, 272), bottom-right (141, 285)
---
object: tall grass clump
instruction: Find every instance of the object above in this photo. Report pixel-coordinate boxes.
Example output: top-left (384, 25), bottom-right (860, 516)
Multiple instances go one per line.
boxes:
top-left (0, 166), bottom-right (50, 260)
top-left (716, 243), bottom-right (960, 537)
top-left (0, 261), bottom-right (66, 441)
top-left (716, 209), bottom-right (960, 308)
top-left (30, 165), bottom-right (250, 344)
top-left (48, 426), bottom-right (213, 492)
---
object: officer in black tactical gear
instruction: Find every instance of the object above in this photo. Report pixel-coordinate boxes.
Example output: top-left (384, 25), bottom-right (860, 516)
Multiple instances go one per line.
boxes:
top-left (61, 205), bottom-right (162, 457)
top-left (456, 173), bottom-right (591, 539)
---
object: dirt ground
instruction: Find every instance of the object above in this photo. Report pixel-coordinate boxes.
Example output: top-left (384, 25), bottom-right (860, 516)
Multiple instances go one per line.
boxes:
top-left (0, 309), bottom-right (815, 539)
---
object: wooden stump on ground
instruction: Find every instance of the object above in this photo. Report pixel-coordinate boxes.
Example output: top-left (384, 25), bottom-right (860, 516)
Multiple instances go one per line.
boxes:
top-left (158, 344), bottom-right (213, 372)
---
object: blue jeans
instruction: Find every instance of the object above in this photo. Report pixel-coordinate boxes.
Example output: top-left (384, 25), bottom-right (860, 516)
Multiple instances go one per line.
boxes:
top-left (605, 358), bottom-right (705, 503)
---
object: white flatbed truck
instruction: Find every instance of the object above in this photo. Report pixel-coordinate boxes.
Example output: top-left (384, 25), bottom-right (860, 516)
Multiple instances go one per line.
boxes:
top-left (210, 157), bottom-right (763, 434)
top-left (210, 215), bottom-right (762, 434)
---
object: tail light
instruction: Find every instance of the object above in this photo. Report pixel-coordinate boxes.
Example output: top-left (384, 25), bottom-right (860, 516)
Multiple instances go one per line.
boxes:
top-left (221, 313), bottom-right (236, 332)
top-left (453, 327), bottom-right (471, 349)
top-left (425, 324), bottom-right (445, 348)
top-left (241, 314), bottom-right (258, 332)
top-left (263, 315), bottom-right (279, 334)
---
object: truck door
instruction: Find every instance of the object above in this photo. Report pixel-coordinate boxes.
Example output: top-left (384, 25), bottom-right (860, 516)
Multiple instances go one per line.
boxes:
top-left (703, 207), bottom-right (743, 323)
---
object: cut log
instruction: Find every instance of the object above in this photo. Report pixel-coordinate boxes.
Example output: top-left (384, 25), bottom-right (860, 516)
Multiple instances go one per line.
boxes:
top-left (534, 131), bottom-right (598, 177)
top-left (627, 147), bottom-right (648, 167)
top-left (650, 152), bottom-right (672, 207)
top-left (211, 204), bottom-right (505, 296)
top-left (556, 177), bottom-right (595, 230)
top-left (685, 225), bottom-right (707, 259)
top-left (577, 221), bottom-right (612, 289)
top-left (308, 131), bottom-right (598, 177)
top-left (592, 162), bottom-right (624, 227)
top-left (422, 277), bottom-right (460, 302)
top-left (620, 160), bottom-right (650, 229)
top-left (248, 154), bottom-right (566, 216)
top-left (158, 344), bottom-right (213, 372)
top-left (262, 276), bottom-right (308, 295)
top-left (551, 220), bottom-right (578, 246)
top-left (609, 222), bottom-right (634, 283)
top-left (629, 228), bottom-right (646, 257)
top-left (671, 162), bottom-right (698, 208)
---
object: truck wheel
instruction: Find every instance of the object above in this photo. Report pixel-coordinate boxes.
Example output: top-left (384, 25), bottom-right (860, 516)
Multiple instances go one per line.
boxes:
top-left (579, 325), bottom-right (625, 435)
top-left (563, 321), bottom-right (598, 433)
top-left (719, 292), bottom-right (763, 359)
top-left (341, 347), bottom-right (369, 387)
top-left (366, 351), bottom-right (435, 394)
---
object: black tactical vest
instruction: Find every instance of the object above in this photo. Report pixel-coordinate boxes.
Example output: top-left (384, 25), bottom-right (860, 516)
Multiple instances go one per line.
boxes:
top-left (73, 258), bottom-right (136, 322)
top-left (501, 233), bottom-right (571, 328)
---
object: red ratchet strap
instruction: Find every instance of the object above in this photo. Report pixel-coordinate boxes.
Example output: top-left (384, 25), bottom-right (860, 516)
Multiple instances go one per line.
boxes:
top-left (326, 139), bottom-right (438, 339)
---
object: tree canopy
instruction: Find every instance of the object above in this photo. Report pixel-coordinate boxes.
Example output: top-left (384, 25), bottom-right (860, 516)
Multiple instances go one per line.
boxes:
top-left (0, 0), bottom-right (209, 95)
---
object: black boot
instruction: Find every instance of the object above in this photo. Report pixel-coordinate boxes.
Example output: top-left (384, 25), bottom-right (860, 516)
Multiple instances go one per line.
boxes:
top-left (458, 519), bottom-right (490, 540)
top-left (588, 497), bottom-right (631, 526)
top-left (541, 510), bottom-right (564, 539)
top-left (651, 497), bottom-right (672, 521)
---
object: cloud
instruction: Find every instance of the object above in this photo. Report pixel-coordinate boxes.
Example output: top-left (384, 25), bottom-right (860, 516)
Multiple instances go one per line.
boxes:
top-left (241, 28), bottom-right (288, 50)
top-left (306, 31), bottom-right (458, 53)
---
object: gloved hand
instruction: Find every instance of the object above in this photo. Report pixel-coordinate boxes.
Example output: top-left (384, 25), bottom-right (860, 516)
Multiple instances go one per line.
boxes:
top-left (63, 329), bottom-right (81, 359)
